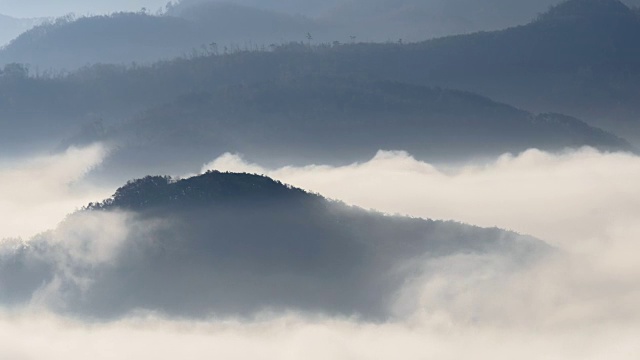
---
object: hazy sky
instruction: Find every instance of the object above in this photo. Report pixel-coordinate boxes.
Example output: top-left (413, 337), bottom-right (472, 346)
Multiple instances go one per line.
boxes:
top-left (0, 0), bottom-right (168, 18)
top-left (2, 0), bottom-right (640, 19)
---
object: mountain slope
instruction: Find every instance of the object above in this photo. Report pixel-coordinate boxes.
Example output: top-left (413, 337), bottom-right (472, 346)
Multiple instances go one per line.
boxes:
top-left (172, 0), bottom-right (640, 42)
top-left (0, 171), bottom-right (549, 319)
top-left (8, 0), bottom-right (640, 72)
top-left (4, 0), bottom-right (640, 143)
top-left (0, 13), bottom-right (198, 70)
top-left (0, 5), bottom-right (318, 71)
top-left (0, 52), bottom-right (631, 170)
top-left (0, 14), bottom-right (43, 46)
top-left (376, 0), bottom-right (640, 138)
top-left (105, 77), bottom-right (632, 173)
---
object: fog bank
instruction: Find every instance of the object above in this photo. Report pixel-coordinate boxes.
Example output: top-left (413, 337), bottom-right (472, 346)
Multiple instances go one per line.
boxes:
top-left (1, 147), bottom-right (639, 359)
top-left (0, 144), bottom-right (111, 240)
top-left (201, 148), bottom-right (640, 329)
top-left (203, 148), bottom-right (639, 251)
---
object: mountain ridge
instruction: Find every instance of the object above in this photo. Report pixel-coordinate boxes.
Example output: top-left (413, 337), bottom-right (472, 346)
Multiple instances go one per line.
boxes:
top-left (100, 77), bottom-right (633, 174)
top-left (0, 171), bottom-right (550, 319)
top-left (0, 13), bottom-right (44, 46)
top-left (536, 0), bottom-right (634, 22)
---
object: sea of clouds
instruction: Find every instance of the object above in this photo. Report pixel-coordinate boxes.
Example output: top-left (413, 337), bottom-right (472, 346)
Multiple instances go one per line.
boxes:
top-left (0, 146), bottom-right (639, 359)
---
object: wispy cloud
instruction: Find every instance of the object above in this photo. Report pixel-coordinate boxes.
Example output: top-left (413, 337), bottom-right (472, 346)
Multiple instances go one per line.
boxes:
top-left (1, 147), bottom-right (639, 359)
top-left (0, 144), bottom-right (112, 240)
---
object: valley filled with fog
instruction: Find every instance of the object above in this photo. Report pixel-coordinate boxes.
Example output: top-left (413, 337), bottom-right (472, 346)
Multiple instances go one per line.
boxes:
top-left (1, 0), bottom-right (640, 359)
top-left (0, 146), bottom-right (639, 359)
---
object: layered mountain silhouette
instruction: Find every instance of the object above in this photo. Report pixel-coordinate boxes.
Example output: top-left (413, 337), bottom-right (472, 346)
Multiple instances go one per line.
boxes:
top-left (5, 0), bottom-right (640, 73)
top-left (0, 14), bottom-right (43, 45)
top-left (0, 13), bottom-right (196, 70)
top-left (1, 0), bottom-right (637, 167)
top-left (324, 0), bottom-right (640, 139)
top-left (0, 4), bottom-right (319, 71)
top-left (356, 0), bottom-right (640, 138)
top-left (540, 0), bottom-right (633, 19)
top-left (0, 171), bottom-right (548, 319)
top-left (0, 59), bottom-right (631, 173)
top-left (106, 77), bottom-right (632, 173)
top-left (234, 0), bottom-right (640, 41)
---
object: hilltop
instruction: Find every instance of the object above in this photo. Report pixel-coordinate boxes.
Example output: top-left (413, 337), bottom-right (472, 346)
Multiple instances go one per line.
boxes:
top-left (0, 171), bottom-right (548, 319)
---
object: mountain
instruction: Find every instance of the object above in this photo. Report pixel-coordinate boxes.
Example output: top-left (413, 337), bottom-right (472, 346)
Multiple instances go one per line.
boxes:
top-left (8, 0), bottom-right (640, 72)
top-left (235, 0), bottom-right (640, 140)
top-left (0, 14), bottom-right (43, 46)
top-left (0, 43), bottom-right (631, 169)
top-left (199, 0), bottom-right (640, 141)
top-left (539, 0), bottom-right (633, 19)
top-left (318, 0), bottom-right (558, 41)
top-left (6, 0), bottom-right (640, 145)
top-left (173, 0), bottom-right (640, 41)
top-left (0, 171), bottom-right (549, 319)
top-left (0, 13), bottom-right (199, 71)
top-left (104, 77), bottom-right (632, 174)
top-left (183, 0), bottom-right (640, 41)
top-left (166, 2), bottom-right (321, 49)
top-left (0, 5), bottom-right (319, 71)
top-left (354, 0), bottom-right (640, 139)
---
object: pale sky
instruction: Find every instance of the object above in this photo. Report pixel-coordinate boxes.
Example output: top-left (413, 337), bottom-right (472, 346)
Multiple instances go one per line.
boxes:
top-left (0, 0), bottom-right (169, 18)
top-left (3, 0), bottom-right (640, 20)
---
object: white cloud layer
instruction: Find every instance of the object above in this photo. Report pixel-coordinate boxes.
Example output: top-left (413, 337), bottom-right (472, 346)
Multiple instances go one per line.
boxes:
top-left (2, 147), bottom-right (640, 359)
top-left (0, 144), bottom-right (112, 240)
top-left (0, 310), bottom-right (638, 360)
top-left (203, 148), bottom-right (640, 252)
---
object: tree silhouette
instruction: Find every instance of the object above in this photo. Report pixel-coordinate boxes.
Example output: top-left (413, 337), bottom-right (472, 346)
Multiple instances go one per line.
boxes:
top-left (306, 32), bottom-right (313, 46)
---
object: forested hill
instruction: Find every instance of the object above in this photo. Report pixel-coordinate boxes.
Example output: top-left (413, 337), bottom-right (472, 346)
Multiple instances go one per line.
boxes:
top-left (103, 77), bottom-right (632, 173)
top-left (3, 0), bottom-right (640, 140)
top-left (0, 5), bottom-right (319, 71)
top-left (334, 0), bottom-right (640, 137)
top-left (5, 0), bottom-right (640, 74)
top-left (5, 0), bottom-right (640, 71)
top-left (0, 48), bottom-right (632, 169)
top-left (0, 171), bottom-right (549, 319)
top-left (0, 14), bottom-right (43, 46)
top-left (89, 171), bottom-right (315, 211)
top-left (0, 13), bottom-right (196, 70)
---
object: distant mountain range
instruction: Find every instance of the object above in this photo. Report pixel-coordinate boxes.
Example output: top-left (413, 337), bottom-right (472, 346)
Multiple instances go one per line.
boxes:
top-left (105, 77), bottom-right (631, 174)
top-left (381, 0), bottom-right (640, 139)
top-left (0, 5), bottom-right (319, 71)
top-left (0, 171), bottom-right (548, 319)
top-left (0, 0), bottom-right (634, 324)
top-left (4, 0), bottom-right (640, 71)
top-left (0, 14), bottom-right (43, 45)
top-left (180, 0), bottom-right (640, 39)
top-left (0, 58), bottom-right (629, 176)
top-left (0, 0), bottom-right (638, 180)
top-left (2, 0), bottom-right (640, 142)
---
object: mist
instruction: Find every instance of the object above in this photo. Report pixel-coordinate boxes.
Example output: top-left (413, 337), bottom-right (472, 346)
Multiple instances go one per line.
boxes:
top-left (201, 147), bottom-right (640, 328)
top-left (203, 148), bottom-right (638, 249)
top-left (1, 0), bottom-right (640, 357)
top-left (0, 144), bottom-right (111, 240)
top-left (0, 0), bottom-right (169, 18)
top-left (4, 0), bottom-right (640, 44)
top-left (0, 147), bottom-right (638, 358)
